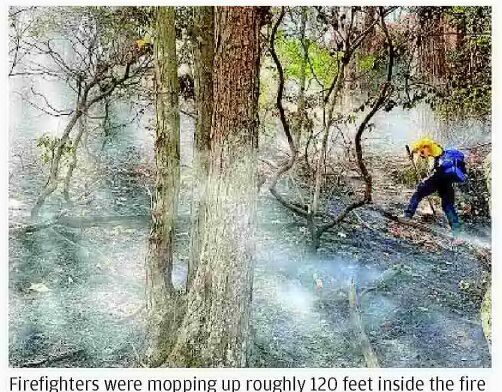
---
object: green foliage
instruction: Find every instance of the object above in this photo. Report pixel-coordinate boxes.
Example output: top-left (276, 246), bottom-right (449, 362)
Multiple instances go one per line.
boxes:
top-left (36, 134), bottom-right (73, 165)
top-left (385, 6), bottom-right (491, 120)
top-left (275, 33), bottom-right (339, 86)
top-left (391, 159), bottom-right (430, 187)
top-left (353, 50), bottom-right (386, 95)
top-left (457, 161), bottom-right (491, 221)
top-left (437, 7), bottom-right (491, 120)
top-left (356, 53), bottom-right (376, 72)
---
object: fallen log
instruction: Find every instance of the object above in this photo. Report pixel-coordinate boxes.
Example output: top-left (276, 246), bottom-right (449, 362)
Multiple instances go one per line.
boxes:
top-left (57, 214), bottom-right (150, 228)
top-left (348, 279), bottom-right (380, 368)
top-left (10, 214), bottom-right (151, 234)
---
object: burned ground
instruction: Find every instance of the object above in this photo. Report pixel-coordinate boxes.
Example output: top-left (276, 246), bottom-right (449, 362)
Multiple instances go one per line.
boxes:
top-left (9, 163), bottom-right (491, 367)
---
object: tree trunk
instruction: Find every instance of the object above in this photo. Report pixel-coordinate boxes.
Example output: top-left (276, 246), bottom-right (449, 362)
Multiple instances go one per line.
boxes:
top-left (310, 61), bottom-right (346, 224)
top-left (188, 6), bottom-right (214, 288)
top-left (144, 6), bottom-right (181, 366)
top-left (168, 6), bottom-right (263, 367)
top-left (295, 7), bottom-right (308, 146)
top-left (31, 53), bottom-right (137, 217)
top-left (31, 107), bottom-right (84, 217)
top-left (63, 113), bottom-right (87, 204)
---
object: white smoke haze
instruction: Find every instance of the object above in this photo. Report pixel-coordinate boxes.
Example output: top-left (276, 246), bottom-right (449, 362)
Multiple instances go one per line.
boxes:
top-left (8, 86), bottom-right (491, 366)
top-left (8, 6), bottom-right (491, 368)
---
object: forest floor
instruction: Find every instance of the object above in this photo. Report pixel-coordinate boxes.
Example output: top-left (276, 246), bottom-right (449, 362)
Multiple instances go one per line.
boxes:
top-left (250, 196), bottom-right (491, 367)
top-left (8, 143), bottom-right (491, 367)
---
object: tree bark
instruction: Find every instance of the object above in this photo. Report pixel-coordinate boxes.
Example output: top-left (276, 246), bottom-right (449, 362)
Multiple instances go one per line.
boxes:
top-left (188, 6), bottom-right (214, 288)
top-left (63, 114), bottom-right (87, 204)
top-left (144, 6), bottom-right (181, 366)
top-left (168, 6), bottom-right (263, 367)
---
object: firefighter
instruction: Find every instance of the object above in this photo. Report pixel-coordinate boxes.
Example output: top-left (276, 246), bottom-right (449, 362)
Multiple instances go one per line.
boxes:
top-left (404, 138), bottom-right (467, 233)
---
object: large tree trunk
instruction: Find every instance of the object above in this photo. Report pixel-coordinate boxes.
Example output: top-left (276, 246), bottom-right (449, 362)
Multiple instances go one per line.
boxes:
top-left (187, 6), bottom-right (214, 288)
top-left (168, 6), bottom-right (263, 367)
top-left (144, 6), bottom-right (181, 366)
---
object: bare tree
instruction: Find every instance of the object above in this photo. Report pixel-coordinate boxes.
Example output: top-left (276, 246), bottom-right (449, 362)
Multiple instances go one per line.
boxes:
top-left (269, 6), bottom-right (395, 249)
top-left (9, 7), bottom-right (153, 217)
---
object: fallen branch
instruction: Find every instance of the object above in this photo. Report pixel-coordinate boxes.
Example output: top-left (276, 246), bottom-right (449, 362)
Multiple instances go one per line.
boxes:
top-left (10, 214), bottom-right (150, 234)
top-left (368, 205), bottom-right (492, 258)
top-left (369, 205), bottom-right (449, 236)
top-left (348, 279), bottom-right (380, 368)
top-left (360, 264), bottom-right (405, 298)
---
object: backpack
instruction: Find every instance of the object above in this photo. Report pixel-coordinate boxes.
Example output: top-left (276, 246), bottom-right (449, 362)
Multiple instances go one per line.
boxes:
top-left (438, 148), bottom-right (466, 183)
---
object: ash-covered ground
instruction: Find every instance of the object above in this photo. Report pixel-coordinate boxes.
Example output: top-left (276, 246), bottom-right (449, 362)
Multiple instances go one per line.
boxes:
top-left (9, 96), bottom-right (491, 367)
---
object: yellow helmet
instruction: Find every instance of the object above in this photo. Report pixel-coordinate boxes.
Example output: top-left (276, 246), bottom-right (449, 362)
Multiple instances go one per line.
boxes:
top-left (411, 137), bottom-right (443, 157)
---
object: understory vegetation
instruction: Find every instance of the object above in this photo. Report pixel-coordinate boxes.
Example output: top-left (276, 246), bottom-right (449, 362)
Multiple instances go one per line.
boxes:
top-left (9, 6), bottom-right (491, 367)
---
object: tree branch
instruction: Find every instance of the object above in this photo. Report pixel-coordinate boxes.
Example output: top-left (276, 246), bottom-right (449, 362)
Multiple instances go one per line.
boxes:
top-left (268, 7), bottom-right (309, 219)
top-left (318, 6), bottom-right (395, 235)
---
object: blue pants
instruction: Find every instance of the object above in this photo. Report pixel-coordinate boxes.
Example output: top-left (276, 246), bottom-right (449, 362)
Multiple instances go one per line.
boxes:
top-left (405, 173), bottom-right (460, 231)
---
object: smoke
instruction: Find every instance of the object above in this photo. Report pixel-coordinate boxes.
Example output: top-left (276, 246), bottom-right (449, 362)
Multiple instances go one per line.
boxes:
top-left (9, 31), bottom-right (490, 366)
top-left (457, 231), bottom-right (491, 249)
